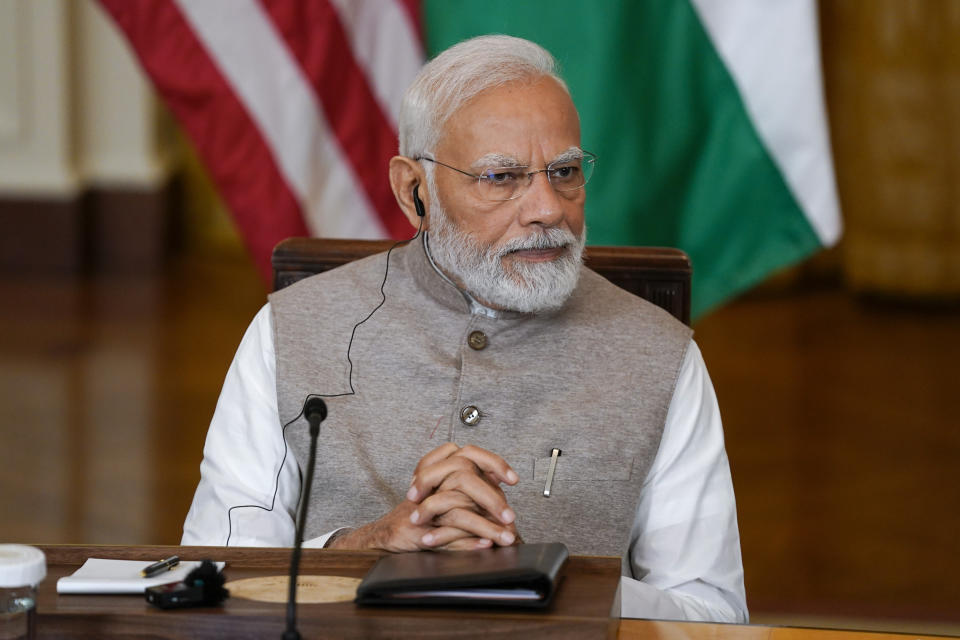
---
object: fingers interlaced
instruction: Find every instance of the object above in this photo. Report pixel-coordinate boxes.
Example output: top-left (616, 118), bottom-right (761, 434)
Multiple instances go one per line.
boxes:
top-left (454, 445), bottom-right (520, 486)
top-left (408, 445), bottom-right (517, 509)
top-left (413, 442), bottom-right (461, 475)
top-left (404, 443), bottom-right (520, 550)
top-left (412, 459), bottom-right (515, 525)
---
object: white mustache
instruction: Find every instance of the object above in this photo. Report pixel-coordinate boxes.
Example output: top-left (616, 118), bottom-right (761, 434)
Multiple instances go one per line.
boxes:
top-left (495, 228), bottom-right (577, 258)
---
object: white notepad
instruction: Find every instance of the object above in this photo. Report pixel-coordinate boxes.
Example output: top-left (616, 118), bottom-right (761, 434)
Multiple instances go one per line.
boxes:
top-left (57, 558), bottom-right (224, 594)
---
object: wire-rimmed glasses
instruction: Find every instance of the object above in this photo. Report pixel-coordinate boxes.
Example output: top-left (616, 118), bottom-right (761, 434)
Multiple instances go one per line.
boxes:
top-left (415, 151), bottom-right (596, 202)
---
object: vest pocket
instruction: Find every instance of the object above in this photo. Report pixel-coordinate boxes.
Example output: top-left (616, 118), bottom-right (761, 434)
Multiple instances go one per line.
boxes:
top-left (532, 455), bottom-right (634, 482)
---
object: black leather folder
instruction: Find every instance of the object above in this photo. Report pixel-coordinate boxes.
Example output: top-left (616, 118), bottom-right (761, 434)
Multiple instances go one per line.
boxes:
top-left (355, 542), bottom-right (569, 608)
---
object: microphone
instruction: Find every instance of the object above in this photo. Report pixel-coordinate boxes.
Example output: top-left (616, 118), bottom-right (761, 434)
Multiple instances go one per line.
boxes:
top-left (304, 397), bottom-right (327, 437)
top-left (282, 396), bottom-right (327, 640)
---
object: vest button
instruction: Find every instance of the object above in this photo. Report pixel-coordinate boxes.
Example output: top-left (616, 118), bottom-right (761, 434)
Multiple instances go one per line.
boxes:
top-left (460, 405), bottom-right (481, 426)
top-left (468, 330), bottom-right (488, 350)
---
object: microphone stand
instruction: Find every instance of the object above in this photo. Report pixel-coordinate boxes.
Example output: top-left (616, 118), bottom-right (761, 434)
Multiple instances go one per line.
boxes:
top-left (282, 398), bottom-right (326, 640)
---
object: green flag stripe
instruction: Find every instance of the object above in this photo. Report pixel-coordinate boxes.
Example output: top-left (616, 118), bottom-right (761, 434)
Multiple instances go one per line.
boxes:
top-left (424, 0), bottom-right (822, 318)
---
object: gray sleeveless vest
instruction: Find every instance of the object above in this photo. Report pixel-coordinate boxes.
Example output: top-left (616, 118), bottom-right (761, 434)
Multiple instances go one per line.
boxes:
top-left (268, 237), bottom-right (691, 557)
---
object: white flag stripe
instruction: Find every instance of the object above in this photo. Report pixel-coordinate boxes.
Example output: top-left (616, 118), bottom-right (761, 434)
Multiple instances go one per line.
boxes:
top-left (173, 0), bottom-right (387, 239)
top-left (692, 0), bottom-right (842, 246)
top-left (329, 0), bottom-right (424, 129)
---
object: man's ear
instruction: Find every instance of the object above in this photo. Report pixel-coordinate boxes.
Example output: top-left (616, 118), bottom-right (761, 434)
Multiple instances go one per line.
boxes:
top-left (389, 156), bottom-right (429, 230)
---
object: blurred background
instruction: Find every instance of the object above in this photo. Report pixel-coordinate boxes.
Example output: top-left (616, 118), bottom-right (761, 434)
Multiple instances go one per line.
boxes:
top-left (0, 0), bottom-right (958, 635)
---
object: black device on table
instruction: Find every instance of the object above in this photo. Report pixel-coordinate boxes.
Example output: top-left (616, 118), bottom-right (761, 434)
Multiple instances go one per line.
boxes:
top-left (145, 560), bottom-right (228, 609)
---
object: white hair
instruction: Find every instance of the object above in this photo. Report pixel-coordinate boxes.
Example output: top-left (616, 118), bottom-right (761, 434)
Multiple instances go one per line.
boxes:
top-left (398, 35), bottom-right (569, 158)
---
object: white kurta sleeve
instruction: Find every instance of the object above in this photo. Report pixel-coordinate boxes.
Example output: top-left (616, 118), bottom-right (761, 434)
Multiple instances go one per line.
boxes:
top-left (180, 304), bottom-right (370, 548)
top-left (181, 304), bottom-right (301, 547)
top-left (620, 340), bottom-right (748, 623)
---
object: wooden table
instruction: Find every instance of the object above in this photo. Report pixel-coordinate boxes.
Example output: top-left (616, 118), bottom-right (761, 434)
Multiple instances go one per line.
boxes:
top-left (36, 544), bottom-right (621, 639)
top-left (618, 620), bottom-right (950, 640)
top-left (35, 546), bottom-right (949, 640)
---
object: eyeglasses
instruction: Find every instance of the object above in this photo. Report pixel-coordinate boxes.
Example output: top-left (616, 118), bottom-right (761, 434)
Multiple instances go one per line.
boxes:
top-left (415, 151), bottom-right (596, 202)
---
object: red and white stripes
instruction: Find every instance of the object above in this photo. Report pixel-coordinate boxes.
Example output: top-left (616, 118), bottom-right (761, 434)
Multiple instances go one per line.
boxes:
top-left (99, 0), bottom-right (424, 279)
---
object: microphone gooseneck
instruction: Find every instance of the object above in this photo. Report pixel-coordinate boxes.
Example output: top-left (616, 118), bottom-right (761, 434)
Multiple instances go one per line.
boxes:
top-left (278, 220), bottom-right (422, 637)
top-left (222, 216), bottom-right (425, 638)
top-left (282, 397), bottom-right (327, 640)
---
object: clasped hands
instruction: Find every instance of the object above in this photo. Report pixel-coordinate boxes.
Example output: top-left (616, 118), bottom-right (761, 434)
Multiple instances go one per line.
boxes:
top-left (327, 443), bottom-right (521, 552)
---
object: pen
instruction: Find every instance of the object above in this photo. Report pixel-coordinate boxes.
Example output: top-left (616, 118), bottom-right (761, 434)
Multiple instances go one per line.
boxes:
top-left (543, 448), bottom-right (561, 497)
top-left (141, 555), bottom-right (180, 578)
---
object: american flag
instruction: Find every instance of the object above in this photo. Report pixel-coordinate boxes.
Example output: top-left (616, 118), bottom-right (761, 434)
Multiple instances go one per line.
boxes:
top-left (99, 0), bottom-right (424, 279)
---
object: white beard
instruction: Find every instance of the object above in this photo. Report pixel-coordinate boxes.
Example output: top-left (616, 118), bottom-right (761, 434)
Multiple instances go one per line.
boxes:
top-left (426, 202), bottom-right (586, 313)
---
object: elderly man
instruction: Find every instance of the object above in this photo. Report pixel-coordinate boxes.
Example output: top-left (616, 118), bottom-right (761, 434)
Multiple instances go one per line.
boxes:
top-left (183, 35), bottom-right (747, 623)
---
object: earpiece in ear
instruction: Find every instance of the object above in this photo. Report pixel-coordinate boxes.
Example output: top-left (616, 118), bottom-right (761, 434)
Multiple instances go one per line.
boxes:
top-left (413, 184), bottom-right (426, 218)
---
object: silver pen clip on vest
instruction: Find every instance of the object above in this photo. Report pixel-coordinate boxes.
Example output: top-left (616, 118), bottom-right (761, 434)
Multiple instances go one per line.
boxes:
top-left (542, 448), bottom-right (561, 497)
